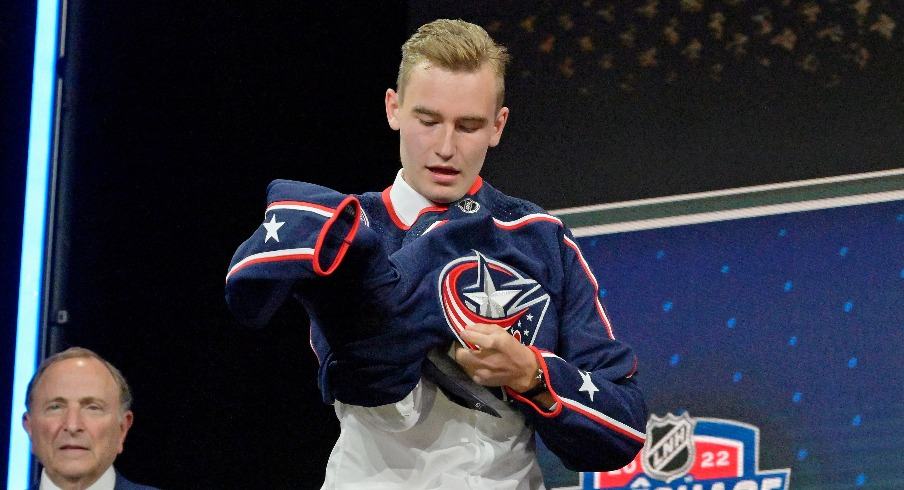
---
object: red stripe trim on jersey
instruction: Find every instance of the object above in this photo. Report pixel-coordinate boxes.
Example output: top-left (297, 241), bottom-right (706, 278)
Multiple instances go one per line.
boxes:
top-left (493, 213), bottom-right (562, 230)
top-left (423, 220), bottom-right (447, 234)
top-left (533, 352), bottom-right (645, 442)
top-left (225, 248), bottom-right (315, 281)
top-left (564, 236), bottom-right (615, 339)
top-left (442, 299), bottom-right (472, 348)
top-left (382, 187), bottom-right (448, 230)
top-left (625, 356), bottom-right (638, 378)
top-left (312, 196), bottom-right (361, 276)
top-left (441, 264), bottom-right (477, 348)
top-left (504, 347), bottom-right (563, 417)
top-left (382, 187), bottom-right (409, 230)
top-left (382, 175), bottom-right (480, 230)
top-left (415, 205), bottom-right (448, 220)
top-left (267, 200), bottom-right (335, 216)
top-left (466, 176), bottom-right (483, 195)
top-left (559, 396), bottom-right (647, 443)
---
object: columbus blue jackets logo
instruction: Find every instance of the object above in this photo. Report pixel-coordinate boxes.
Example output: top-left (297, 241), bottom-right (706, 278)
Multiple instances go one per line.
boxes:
top-left (439, 250), bottom-right (550, 349)
top-left (588, 413), bottom-right (790, 490)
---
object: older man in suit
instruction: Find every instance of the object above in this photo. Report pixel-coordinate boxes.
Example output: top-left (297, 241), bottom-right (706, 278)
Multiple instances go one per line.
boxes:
top-left (22, 347), bottom-right (159, 490)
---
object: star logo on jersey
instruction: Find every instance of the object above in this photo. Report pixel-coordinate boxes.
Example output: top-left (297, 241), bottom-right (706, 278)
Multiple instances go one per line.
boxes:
top-left (262, 214), bottom-right (285, 243)
top-left (439, 250), bottom-right (550, 349)
top-left (578, 370), bottom-right (599, 401)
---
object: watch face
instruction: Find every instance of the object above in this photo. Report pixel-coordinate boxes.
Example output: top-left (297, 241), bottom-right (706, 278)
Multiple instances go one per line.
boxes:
top-left (527, 368), bottom-right (547, 394)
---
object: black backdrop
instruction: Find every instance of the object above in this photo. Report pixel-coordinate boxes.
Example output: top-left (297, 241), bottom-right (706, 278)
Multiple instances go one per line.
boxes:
top-left (4, 1), bottom-right (409, 488)
top-left (51, 2), bottom-right (409, 488)
top-left (3, 1), bottom-right (903, 488)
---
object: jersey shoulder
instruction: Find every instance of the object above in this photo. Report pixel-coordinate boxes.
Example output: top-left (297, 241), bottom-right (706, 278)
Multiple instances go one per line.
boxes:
top-left (476, 181), bottom-right (551, 221)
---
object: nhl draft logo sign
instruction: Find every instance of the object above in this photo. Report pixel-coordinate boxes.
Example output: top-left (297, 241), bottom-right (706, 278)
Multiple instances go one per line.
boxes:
top-left (439, 250), bottom-right (550, 348)
top-left (644, 413), bottom-right (696, 482)
top-left (588, 413), bottom-right (790, 490)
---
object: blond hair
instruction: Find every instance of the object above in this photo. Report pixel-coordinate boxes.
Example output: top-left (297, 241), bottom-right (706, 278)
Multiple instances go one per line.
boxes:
top-left (397, 19), bottom-right (510, 110)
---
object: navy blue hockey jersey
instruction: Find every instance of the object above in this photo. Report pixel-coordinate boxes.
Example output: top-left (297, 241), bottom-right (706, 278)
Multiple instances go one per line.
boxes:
top-left (226, 177), bottom-right (647, 470)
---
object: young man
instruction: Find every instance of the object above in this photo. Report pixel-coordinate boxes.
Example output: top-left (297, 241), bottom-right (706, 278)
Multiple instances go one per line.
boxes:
top-left (22, 347), bottom-right (159, 490)
top-left (226, 19), bottom-right (647, 489)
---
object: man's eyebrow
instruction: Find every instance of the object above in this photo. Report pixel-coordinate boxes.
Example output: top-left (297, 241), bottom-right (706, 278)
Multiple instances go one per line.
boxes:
top-left (411, 106), bottom-right (488, 125)
top-left (43, 396), bottom-right (107, 406)
top-left (457, 115), bottom-right (488, 125)
top-left (79, 396), bottom-right (107, 406)
top-left (412, 105), bottom-right (440, 117)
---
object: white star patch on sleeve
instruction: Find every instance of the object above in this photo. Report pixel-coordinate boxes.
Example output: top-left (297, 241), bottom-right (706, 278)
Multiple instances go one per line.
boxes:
top-left (578, 370), bottom-right (599, 402)
top-left (262, 214), bottom-right (285, 243)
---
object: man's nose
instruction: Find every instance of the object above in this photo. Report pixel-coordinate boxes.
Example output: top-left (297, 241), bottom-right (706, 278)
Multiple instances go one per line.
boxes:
top-left (437, 125), bottom-right (456, 159)
top-left (63, 409), bottom-right (84, 433)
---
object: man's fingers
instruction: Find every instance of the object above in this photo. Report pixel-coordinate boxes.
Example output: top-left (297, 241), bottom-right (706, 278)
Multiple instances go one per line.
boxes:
top-left (464, 323), bottom-right (500, 335)
top-left (453, 342), bottom-right (480, 369)
top-left (460, 329), bottom-right (497, 351)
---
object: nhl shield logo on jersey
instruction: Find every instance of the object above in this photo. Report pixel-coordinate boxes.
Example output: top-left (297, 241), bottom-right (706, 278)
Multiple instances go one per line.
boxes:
top-left (456, 198), bottom-right (480, 214)
top-left (589, 412), bottom-right (790, 490)
top-left (438, 250), bottom-right (550, 349)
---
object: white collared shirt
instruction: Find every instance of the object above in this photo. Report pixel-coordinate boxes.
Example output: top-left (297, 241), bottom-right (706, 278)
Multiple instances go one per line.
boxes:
top-left (321, 170), bottom-right (546, 489)
top-left (388, 169), bottom-right (435, 227)
top-left (40, 465), bottom-right (116, 490)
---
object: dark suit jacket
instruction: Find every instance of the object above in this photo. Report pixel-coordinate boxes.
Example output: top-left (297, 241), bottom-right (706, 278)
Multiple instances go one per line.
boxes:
top-left (27, 470), bottom-right (161, 490)
top-left (114, 471), bottom-right (161, 490)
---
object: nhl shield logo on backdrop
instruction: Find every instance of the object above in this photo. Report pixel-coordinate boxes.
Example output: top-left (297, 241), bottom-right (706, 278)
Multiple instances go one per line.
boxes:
top-left (438, 250), bottom-right (550, 349)
top-left (643, 412), bottom-right (696, 482)
top-left (590, 413), bottom-right (790, 489)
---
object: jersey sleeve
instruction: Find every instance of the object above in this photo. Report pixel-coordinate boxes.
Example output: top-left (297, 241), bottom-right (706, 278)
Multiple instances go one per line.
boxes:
top-left (226, 179), bottom-right (422, 407)
top-left (507, 227), bottom-right (648, 471)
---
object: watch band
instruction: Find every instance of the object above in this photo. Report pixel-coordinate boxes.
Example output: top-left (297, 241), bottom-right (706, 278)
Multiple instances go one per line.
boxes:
top-left (518, 367), bottom-right (548, 399)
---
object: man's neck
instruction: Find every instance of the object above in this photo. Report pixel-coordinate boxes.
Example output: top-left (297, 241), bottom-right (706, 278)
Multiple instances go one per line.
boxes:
top-left (389, 170), bottom-right (442, 227)
top-left (41, 466), bottom-right (116, 490)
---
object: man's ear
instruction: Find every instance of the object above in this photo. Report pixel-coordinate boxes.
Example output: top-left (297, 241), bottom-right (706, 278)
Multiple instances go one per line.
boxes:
top-left (22, 412), bottom-right (31, 436)
top-left (385, 88), bottom-right (401, 131)
top-left (117, 410), bottom-right (134, 454)
top-left (489, 106), bottom-right (509, 148)
top-left (22, 412), bottom-right (36, 455)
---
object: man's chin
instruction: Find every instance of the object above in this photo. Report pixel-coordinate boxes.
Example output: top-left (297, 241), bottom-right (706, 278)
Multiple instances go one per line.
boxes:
top-left (424, 186), bottom-right (467, 205)
top-left (49, 462), bottom-right (96, 481)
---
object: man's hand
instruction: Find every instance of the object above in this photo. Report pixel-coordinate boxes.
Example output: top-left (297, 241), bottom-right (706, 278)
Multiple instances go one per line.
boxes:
top-left (454, 323), bottom-right (539, 392)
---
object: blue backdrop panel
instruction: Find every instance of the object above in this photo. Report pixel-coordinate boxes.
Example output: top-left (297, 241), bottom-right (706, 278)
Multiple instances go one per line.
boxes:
top-left (571, 199), bottom-right (904, 489)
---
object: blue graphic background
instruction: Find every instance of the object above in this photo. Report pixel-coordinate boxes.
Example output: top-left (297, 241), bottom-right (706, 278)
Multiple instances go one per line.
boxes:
top-left (573, 200), bottom-right (904, 489)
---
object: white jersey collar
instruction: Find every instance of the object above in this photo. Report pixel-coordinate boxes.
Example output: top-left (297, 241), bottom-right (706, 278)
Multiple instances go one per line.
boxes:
top-left (388, 169), bottom-right (436, 227)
